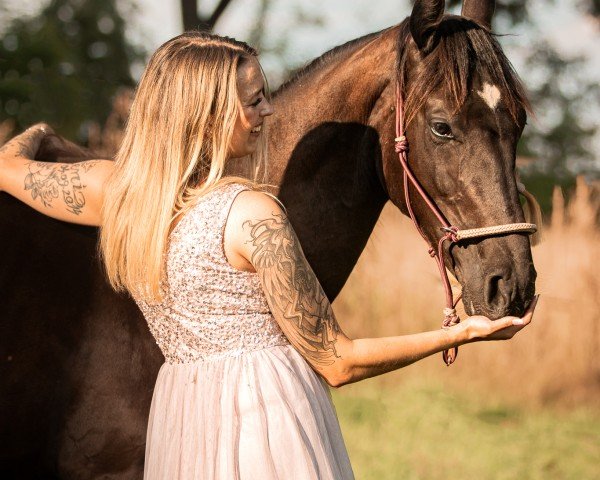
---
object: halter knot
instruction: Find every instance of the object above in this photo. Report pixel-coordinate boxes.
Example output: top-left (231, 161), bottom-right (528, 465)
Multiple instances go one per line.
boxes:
top-left (441, 226), bottom-right (460, 243)
top-left (394, 135), bottom-right (408, 153)
top-left (441, 309), bottom-right (460, 366)
top-left (442, 307), bottom-right (459, 322)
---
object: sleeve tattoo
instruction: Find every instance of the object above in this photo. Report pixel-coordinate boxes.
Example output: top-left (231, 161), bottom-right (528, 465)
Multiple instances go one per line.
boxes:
top-left (23, 161), bottom-right (99, 215)
top-left (244, 211), bottom-right (342, 367)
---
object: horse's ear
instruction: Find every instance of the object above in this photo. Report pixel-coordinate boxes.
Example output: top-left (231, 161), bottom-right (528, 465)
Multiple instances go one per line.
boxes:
top-left (409, 0), bottom-right (445, 53)
top-left (461, 0), bottom-right (495, 29)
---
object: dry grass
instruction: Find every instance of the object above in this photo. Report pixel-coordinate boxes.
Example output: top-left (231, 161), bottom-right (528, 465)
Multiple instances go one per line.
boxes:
top-left (333, 178), bottom-right (600, 408)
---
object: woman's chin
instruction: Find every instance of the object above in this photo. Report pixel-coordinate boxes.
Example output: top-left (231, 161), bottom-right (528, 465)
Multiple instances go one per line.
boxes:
top-left (228, 148), bottom-right (256, 160)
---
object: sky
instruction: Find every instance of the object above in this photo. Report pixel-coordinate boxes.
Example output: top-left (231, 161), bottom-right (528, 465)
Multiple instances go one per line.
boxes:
top-left (128, 0), bottom-right (600, 80)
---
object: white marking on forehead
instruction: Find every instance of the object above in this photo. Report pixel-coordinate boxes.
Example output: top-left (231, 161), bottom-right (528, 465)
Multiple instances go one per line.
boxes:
top-left (477, 83), bottom-right (501, 110)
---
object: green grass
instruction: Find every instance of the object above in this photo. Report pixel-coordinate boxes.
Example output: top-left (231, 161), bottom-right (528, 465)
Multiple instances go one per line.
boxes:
top-left (331, 380), bottom-right (600, 480)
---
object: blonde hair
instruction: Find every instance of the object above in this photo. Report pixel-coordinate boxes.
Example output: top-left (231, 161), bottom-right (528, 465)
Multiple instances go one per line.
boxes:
top-left (99, 31), bottom-right (276, 303)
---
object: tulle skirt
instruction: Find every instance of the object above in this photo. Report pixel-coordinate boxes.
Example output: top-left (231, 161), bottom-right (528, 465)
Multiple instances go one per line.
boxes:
top-left (144, 344), bottom-right (355, 479)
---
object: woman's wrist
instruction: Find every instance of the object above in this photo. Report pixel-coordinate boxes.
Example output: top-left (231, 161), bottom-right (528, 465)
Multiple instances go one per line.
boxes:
top-left (444, 321), bottom-right (471, 347)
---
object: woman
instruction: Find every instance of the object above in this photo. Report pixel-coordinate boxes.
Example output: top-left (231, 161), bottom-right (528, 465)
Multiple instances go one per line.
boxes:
top-left (0, 31), bottom-right (537, 479)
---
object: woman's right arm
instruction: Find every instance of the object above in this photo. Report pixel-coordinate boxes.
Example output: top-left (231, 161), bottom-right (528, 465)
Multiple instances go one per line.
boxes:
top-left (0, 124), bottom-right (113, 226)
top-left (231, 191), bottom-right (537, 388)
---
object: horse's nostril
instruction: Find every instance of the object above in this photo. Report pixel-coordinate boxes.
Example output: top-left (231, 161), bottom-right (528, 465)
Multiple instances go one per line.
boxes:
top-left (484, 273), bottom-right (510, 313)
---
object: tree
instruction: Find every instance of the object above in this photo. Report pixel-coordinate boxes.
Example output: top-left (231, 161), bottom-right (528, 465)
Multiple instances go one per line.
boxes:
top-left (0, 0), bottom-right (143, 142)
top-left (180, 0), bottom-right (235, 31)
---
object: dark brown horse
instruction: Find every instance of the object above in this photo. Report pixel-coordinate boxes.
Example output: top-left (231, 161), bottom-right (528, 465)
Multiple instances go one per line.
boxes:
top-left (0, 1), bottom-right (536, 477)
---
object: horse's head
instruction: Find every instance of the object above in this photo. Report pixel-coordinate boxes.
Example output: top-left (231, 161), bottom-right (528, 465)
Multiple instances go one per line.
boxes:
top-left (384, 0), bottom-right (536, 319)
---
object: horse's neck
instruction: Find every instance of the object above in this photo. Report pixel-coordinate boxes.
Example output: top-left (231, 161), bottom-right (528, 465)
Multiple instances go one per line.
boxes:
top-left (266, 28), bottom-right (398, 300)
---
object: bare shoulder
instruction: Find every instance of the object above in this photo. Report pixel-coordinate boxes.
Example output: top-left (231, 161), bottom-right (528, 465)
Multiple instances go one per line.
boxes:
top-left (224, 188), bottom-right (290, 269)
top-left (232, 188), bottom-right (283, 213)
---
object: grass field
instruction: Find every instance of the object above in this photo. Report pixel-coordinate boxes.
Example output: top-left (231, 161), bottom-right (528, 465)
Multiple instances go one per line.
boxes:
top-left (331, 380), bottom-right (600, 480)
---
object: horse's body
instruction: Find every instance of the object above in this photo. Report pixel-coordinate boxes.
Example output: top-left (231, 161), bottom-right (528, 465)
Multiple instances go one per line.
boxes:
top-left (0, 1), bottom-right (536, 477)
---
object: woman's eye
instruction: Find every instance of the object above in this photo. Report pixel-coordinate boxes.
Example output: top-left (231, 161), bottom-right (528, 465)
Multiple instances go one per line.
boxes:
top-left (430, 122), bottom-right (454, 139)
top-left (250, 97), bottom-right (262, 107)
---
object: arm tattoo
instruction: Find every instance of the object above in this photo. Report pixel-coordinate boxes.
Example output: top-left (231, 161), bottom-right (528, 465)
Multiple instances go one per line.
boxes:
top-left (244, 212), bottom-right (342, 367)
top-left (23, 161), bottom-right (99, 215)
top-left (0, 128), bottom-right (42, 158)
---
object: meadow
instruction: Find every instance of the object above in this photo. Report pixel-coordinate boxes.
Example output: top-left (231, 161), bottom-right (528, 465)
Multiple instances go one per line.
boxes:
top-left (331, 179), bottom-right (600, 478)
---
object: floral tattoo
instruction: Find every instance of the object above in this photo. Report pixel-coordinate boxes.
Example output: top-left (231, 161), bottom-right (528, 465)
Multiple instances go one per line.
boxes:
top-left (23, 161), bottom-right (99, 215)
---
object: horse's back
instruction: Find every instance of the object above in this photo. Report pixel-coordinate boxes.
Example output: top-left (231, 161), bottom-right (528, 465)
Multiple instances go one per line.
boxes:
top-left (0, 195), bottom-right (161, 478)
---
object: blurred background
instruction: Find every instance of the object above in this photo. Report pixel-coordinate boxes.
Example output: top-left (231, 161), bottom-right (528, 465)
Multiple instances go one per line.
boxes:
top-left (0, 1), bottom-right (598, 478)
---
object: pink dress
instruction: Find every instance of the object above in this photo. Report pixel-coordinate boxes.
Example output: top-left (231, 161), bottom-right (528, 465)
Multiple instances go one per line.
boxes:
top-left (133, 182), bottom-right (355, 479)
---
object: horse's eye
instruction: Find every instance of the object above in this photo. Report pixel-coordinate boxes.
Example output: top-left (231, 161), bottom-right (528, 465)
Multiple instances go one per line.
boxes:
top-left (430, 122), bottom-right (454, 139)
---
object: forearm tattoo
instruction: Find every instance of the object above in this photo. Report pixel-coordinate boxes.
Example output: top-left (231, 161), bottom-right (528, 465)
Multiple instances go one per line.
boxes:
top-left (23, 161), bottom-right (99, 215)
top-left (244, 212), bottom-right (341, 366)
top-left (0, 128), bottom-right (40, 158)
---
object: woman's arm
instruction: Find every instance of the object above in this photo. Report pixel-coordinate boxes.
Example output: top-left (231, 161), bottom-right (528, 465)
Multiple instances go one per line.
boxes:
top-left (0, 124), bottom-right (113, 226)
top-left (231, 191), bottom-right (537, 388)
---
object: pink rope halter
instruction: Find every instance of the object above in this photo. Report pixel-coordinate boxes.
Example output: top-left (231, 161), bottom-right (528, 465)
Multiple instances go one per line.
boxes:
top-left (393, 82), bottom-right (537, 366)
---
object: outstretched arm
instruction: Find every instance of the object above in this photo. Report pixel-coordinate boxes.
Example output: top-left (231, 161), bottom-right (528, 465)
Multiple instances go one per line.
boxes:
top-left (231, 191), bottom-right (537, 388)
top-left (0, 124), bottom-right (113, 226)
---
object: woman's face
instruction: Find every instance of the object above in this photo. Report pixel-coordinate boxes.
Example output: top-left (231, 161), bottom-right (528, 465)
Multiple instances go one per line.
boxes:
top-left (229, 56), bottom-right (274, 159)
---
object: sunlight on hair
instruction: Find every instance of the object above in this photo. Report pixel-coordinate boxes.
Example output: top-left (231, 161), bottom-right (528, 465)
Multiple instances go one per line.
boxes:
top-left (99, 32), bottom-right (274, 303)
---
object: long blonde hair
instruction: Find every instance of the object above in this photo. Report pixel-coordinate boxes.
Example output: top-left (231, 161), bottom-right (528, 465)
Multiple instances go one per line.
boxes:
top-left (99, 32), bottom-right (274, 303)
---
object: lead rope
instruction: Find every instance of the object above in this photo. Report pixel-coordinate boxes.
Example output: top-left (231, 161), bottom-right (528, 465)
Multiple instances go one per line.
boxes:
top-left (393, 83), bottom-right (537, 366)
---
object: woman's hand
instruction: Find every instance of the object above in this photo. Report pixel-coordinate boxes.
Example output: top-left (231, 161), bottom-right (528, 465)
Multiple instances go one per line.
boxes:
top-left (0, 122), bottom-right (53, 157)
top-left (0, 123), bottom-right (53, 191)
top-left (461, 294), bottom-right (539, 343)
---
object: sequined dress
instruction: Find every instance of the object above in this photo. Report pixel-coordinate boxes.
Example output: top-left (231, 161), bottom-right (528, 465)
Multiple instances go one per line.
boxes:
top-left (133, 182), bottom-right (355, 479)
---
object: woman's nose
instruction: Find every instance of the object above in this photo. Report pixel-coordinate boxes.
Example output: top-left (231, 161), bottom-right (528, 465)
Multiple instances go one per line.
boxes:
top-left (261, 101), bottom-right (274, 117)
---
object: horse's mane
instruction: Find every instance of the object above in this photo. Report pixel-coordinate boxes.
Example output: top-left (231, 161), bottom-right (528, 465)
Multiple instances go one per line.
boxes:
top-left (274, 15), bottom-right (530, 127)
top-left (397, 15), bottom-right (531, 125)
top-left (273, 29), bottom-right (387, 97)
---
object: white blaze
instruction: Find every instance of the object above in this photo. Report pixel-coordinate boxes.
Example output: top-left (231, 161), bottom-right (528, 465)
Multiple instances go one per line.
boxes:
top-left (477, 83), bottom-right (501, 110)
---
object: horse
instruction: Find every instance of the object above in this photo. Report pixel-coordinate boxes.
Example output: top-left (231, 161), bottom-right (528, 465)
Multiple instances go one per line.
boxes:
top-left (0, 0), bottom-right (538, 477)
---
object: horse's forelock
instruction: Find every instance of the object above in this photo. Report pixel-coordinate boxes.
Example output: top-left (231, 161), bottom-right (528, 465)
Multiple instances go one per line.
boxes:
top-left (398, 16), bottom-right (531, 126)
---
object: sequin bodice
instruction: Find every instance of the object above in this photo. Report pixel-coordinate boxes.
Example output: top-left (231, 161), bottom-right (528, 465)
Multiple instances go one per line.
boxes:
top-left (134, 182), bottom-right (290, 364)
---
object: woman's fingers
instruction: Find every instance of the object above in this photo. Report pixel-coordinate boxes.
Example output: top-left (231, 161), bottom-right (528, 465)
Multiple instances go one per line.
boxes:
top-left (497, 316), bottom-right (521, 331)
top-left (26, 123), bottom-right (53, 135)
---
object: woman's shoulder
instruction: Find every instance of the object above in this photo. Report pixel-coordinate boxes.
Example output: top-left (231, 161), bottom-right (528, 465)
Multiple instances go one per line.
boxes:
top-left (222, 185), bottom-right (290, 270)
top-left (231, 187), bottom-right (287, 220)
